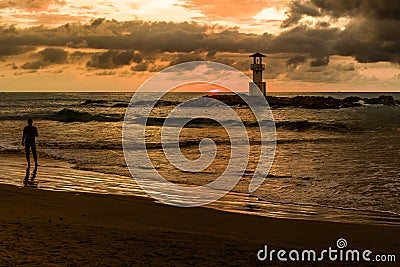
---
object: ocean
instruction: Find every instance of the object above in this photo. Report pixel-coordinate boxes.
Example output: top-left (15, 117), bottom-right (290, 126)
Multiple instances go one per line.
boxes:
top-left (0, 92), bottom-right (399, 224)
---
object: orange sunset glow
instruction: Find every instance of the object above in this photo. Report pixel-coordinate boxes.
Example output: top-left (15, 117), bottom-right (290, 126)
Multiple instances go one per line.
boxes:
top-left (0, 0), bottom-right (399, 92)
top-left (171, 82), bottom-right (232, 93)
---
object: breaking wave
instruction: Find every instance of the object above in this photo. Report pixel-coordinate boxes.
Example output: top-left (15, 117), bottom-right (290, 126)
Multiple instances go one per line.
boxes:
top-left (0, 109), bottom-right (123, 122)
top-left (138, 117), bottom-right (355, 132)
top-left (275, 121), bottom-right (354, 132)
top-left (47, 109), bottom-right (122, 122)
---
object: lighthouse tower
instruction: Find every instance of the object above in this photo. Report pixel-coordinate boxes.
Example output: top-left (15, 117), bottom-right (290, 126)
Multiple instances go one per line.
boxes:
top-left (249, 53), bottom-right (266, 97)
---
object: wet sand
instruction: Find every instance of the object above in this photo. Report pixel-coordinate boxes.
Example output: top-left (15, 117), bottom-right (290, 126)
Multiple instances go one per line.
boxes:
top-left (0, 154), bottom-right (399, 265)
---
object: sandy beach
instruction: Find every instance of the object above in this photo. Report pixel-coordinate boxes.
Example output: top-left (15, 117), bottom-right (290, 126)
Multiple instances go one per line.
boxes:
top-left (1, 0), bottom-right (400, 263)
top-left (0, 155), bottom-right (398, 266)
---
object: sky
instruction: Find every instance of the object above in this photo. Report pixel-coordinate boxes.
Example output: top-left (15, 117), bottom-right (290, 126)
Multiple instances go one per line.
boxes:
top-left (0, 0), bottom-right (399, 92)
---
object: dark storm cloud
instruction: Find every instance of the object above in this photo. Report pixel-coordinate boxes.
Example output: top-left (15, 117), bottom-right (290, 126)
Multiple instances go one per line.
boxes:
top-left (283, 0), bottom-right (400, 63)
top-left (310, 56), bottom-right (329, 67)
top-left (282, 0), bottom-right (321, 28)
top-left (21, 47), bottom-right (67, 69)
top-left (206, 50), bottom-right (217, 59)
top-left (1, 6), bottom-right (398, 68)
top-left (310, 0), bottom-right (400, 19)
top-left (0, 19), bottom-right (330, 58)
top-left (320, 0), bottom-right (400, 63)
top-left (0, 45), bottom-right (35, 56)
top-left (286, 55), bottom-right (307, 68)
top-left (269, 25), bottom-right (339, 57)
top-left (168, 53), bottom-right (204, 66)
top-left (333, 19), bottom-right (400, 63)
top-left (39, 48), bottom-right (67, 63)
top-left (87, 50), bottom-right (143, 69)
top-left (21, 61), bottom-right (47, 69)
top-left (0, 20), bottom-right (272, 55)
top-left (131, 62), bottom-right (149, 72)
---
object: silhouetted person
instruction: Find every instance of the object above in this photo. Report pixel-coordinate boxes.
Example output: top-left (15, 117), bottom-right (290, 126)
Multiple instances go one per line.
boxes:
top-left (22, 118), bottom-right (38, 170)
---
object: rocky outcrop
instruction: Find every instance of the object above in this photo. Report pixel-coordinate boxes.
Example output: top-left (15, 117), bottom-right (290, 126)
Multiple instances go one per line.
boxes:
top-left (206, 94), bottom-right (398, 109)
top-left (112, 103), bottom-right (129, 108)
top-left (267, 96), bottom-right (348, 109)
top-left (80, 100), bottom-right (108, 106)
top-left (364, 95), bottom-right (397, 106)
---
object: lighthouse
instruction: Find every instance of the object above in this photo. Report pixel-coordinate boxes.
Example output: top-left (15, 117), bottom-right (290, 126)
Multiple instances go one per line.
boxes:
top-left (249, 53), bottom-right (266, 97)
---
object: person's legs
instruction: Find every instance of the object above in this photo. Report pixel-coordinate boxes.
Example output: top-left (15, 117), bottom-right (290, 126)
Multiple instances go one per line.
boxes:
top-left (25, 144), bottom-right (31, 168)
top-left (24, 144), bottom-right (31, 182)
top-left (31, 144), bottom-right (38, 167)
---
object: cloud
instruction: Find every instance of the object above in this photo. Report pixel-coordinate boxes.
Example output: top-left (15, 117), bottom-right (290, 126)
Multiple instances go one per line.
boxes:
top-left (94, 70), bottom-right (116, 76)
top-left (0, 20), bottom-right (271, 53)
top-left (14, 70), bottom-right (37, 75)
top-left (335, 63), bottom-right (355, 72)
top-left (282, 0), bottom-right (320, 27)
top-left (39, 47), bottom-right (67, 63)
top-left (21, 60), bottom-right (48, 69)
top-left (263, 57), bottom-right (288, 79)
top-left (1, 12), bottom-right (398, 70)
top-left (168, 53), bottom-right (204, 66)
top-left (310, 0), bottom-right (400, 19)
top-left (0, 0), bottom-right (65, 12)
top-left (0, 19), bottom-right (338, 60)
top-left (285, 61), bottom-right (358, 83)
top-left (6, 62), bottom-right (19, 69)
top-left (21, 47), bottom-right (67, 69)
top-left (52, 69), bottom-right (63, 74)
top-left (269, 25), bottom-right (338, 57)
top-left (87, 50), bottom-right (143, 69)
top-left (287, 55), bottom-right (307, 68)
top-left (206, 50), bottom-right (217, 59)
top-left (0, 45), bottom-right (35, 56)
top-left (310, 56), bottom-right (329, 67)
top-left (283, 0), bottom-right (400, 63)
top-left (131, 62), bottom-right (149, 72)
top-left (67, 39), bottom-right (88, 49)
top-left (333, 19), bottom-right (400, 63)
top-left (3, 13), bottom-right (87, 26)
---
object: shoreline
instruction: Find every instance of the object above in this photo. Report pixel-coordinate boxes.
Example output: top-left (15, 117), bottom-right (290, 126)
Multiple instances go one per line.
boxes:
top-left (0, 183), bottom-right (399, 265)
top-left (0, 152), bottom-right (399, 227)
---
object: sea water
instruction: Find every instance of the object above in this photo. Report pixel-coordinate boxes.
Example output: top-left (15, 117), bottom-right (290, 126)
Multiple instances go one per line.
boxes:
top-left (0, 92), bottom-right (399, 224)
